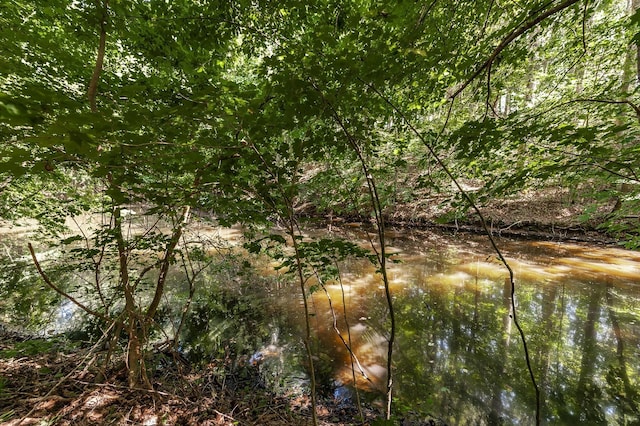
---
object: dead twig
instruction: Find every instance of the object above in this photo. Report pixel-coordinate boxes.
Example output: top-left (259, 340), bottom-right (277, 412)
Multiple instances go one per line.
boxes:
top-left (16, 341), bottom-right (107, 425)
top-left (28, 243), bottom-right (112, 323)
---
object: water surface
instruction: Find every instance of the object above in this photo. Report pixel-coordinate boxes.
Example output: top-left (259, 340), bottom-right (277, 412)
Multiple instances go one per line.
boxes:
top-left (258, 230), bottom-right (640, 425)
top-left (3, 225), bottom-right (639, 425)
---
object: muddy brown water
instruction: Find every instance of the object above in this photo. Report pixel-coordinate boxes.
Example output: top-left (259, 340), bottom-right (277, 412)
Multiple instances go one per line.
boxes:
top-left (4, 225), bottom-right (640, 425)
top-left (254, 229), bottom-right (640, 425)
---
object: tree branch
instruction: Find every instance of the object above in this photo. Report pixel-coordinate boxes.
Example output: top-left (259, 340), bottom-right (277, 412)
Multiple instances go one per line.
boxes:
top-left (363, 80), bottom-right (542, 425)
top-left (310, 80), bottom-right (396, 420)
top-left (88, 0), bottom-right (109, 112)
top-left (450, 0), bottom-right (582, 99)
top-left (146, 206), bottom-right (190, 319)
top-left (574, 98), bottom-right (640, 122)
top-left (536, 97), bottom-right (640, 123)
top-left (479, 0), bottom-right (495, 39)
top-left (28, 243), bottom-right (112, 323)
top-left (582, 0), bottom-right (589, 52)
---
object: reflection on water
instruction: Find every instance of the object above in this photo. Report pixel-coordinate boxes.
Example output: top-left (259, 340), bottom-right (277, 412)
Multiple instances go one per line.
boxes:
top-left (4, 226), bottom-right (640, 424)
top-left (262, 231), bottom-right (640, 425)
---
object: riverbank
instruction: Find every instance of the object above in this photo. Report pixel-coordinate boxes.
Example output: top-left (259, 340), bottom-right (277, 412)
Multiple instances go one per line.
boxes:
top-left (2, 329), bottom-right (449, 426)
top-left (313, 187), bottom-right (624, 246)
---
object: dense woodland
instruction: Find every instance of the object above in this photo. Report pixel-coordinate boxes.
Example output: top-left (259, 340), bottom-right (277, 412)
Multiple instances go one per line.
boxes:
top-left (1, 0), bottom-right (640, 425)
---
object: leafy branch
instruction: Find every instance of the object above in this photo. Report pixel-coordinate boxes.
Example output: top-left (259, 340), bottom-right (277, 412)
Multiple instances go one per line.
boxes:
top-left (450, 0), bottom-right (583, 99)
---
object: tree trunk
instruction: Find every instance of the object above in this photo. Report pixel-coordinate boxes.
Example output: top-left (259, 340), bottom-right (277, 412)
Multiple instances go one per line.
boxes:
top-left (113, 206), bottom-right (151, 389)
top-left (621, 0), bottom-right (640, 92)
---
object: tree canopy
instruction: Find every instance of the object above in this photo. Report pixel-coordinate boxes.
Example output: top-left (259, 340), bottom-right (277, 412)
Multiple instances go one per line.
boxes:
top-left (1, 0), bottom-right (640, 423)
top-left (2, 1), bottom-right (639, 225)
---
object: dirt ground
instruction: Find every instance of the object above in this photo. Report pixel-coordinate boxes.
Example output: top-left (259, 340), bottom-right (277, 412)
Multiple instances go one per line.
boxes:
top-left (0, 337), bottom-right (389, 426)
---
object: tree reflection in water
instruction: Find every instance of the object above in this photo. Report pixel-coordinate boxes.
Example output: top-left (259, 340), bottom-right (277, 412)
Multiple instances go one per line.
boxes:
top-left (271, 232), bottom-right (640, 424)
top-left (5, 230), bottom-right (640, 424)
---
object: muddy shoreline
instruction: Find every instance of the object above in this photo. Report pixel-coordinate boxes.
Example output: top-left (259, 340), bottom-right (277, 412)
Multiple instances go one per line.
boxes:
top-left (308, 213), bottom-right (620, 246)
top-left (303, 188), bottom-right (626, 246)
top-left (390, 218), bottom-right (618, 245)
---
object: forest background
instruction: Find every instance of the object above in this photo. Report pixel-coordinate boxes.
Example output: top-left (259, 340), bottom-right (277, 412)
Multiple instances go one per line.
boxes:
top-left (1, 0), bottom-right (640, 425)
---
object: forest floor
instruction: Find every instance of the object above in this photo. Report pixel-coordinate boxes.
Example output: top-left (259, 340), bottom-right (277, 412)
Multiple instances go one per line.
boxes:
top-left (0, 336), bottom-right (404, 426)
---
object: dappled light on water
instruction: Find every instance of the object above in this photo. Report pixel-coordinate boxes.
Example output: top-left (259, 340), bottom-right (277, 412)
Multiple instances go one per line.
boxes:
top-left (7, 227), bottom-right (639, 424)
top-left (264, 231), bottom-right (640, 424)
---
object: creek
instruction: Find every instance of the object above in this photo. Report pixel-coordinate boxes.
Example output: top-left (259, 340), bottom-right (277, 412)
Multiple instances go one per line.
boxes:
top-left (3, 225), bottom-right (640, 425)
top-left (241, 228), bottom-right (640, 425)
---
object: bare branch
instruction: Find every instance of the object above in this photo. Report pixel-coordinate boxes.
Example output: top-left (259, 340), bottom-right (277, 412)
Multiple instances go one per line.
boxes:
top-left (363, 81), bottom-right (542, 425)
top-left (451, 0), bottom-right (582, 99)
top-left (146, 206), bottom-right (190, 319)
top-left (28, 243), bottom-right (112, 323)
top-left (309, 80), bottom-right (396, 420)
top-left (480, 0), bottom-right (495, 39)
top-left (536, 97), bottom-right (640, 123)
top-left (582, 0), bottom-right (589, 52)
top-left (416, 0), bottom-right (438, 27)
